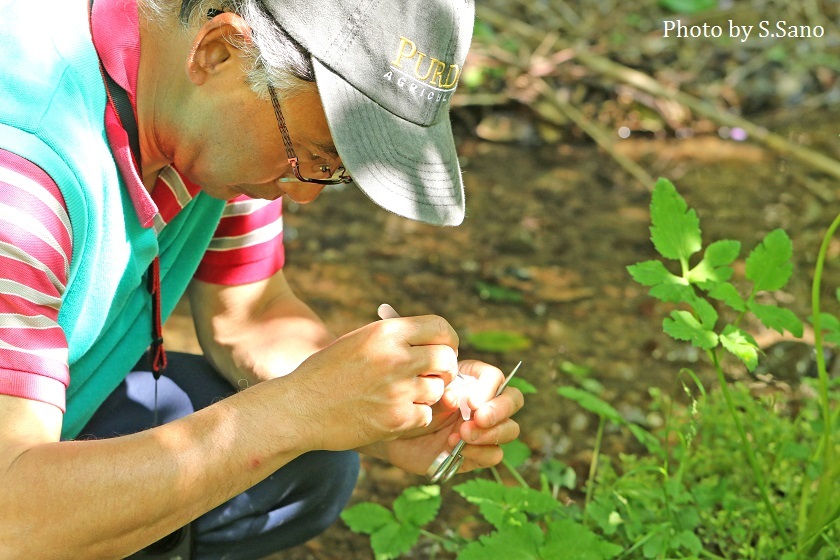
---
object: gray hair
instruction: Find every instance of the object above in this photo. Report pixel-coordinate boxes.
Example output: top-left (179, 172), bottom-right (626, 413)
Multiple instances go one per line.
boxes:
top-left (140, 0), bottom-right (315, 97)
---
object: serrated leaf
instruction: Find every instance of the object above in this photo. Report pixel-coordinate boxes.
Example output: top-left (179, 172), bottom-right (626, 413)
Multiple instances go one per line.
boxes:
top-left (370, 522), bottom-right (420, 560)
top-left (454, 479), bottom-right (559, 530)
top-left (648, 282), bottom-right (695, 304)
top-left (708, 282), bottom-right (746, 312)
top-left (458, 524), bottom-right (543, 560)
top-left (392, 485), bottom-right (441, 527)
top-left (341, 502), bottom-right (395, 534)
top-left (541, 518), bottom-right (624, 559)
top-left (509, 377), bottom-right (538, 395)
top-left (687, 239), bottom-right (740, 285)
top-left (745, 229), bottom-right (793, 292)
top-left (663, 310), bottom-right (718, 350)
top-left (719, 325), bottom-right (759, 371)
top-left (747, 301), bottom-right (803, 337)
top-left (502, 439), bottom-right (532, 469)
top-left (693, 296), bottom-right (718, 328)
top-left (649, 178), bottom-right (702, 262)
top-left (627, 260), bottom-right (681, 287)
top-left (541, 459), bottom-right (577, 490)
top-left (704, 239), bottom-right (741, 267)
top-left (467, 330), bottom-right (533, 353)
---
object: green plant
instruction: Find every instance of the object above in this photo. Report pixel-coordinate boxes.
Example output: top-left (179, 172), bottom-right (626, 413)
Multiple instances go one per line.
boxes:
top-left (341, 179), bottom-right (839, 559)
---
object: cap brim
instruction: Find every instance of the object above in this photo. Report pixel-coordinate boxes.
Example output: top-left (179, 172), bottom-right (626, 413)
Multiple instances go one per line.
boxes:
top-left (312, 59), bottom-right (465, 226)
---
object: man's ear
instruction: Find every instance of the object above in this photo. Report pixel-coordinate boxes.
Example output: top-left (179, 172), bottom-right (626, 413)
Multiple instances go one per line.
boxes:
top-left (186, 12), bottom-right (251, 86)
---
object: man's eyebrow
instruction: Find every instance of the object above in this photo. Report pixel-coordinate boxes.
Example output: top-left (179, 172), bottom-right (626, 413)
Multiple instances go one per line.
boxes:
top-left (314, 142), bottom-right (340, 158)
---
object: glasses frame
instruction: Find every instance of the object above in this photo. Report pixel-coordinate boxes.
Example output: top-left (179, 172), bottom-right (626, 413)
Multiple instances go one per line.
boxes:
top-left (267, 84), bottom-right (352, 185)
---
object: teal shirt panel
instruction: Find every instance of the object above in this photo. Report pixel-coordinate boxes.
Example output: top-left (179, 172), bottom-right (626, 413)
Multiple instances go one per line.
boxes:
top-left (0, 0), bottom-right (227, 438)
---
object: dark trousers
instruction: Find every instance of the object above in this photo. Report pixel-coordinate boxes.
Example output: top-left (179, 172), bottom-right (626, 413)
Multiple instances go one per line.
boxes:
top-left (78, 352), bottom-right (360, 560)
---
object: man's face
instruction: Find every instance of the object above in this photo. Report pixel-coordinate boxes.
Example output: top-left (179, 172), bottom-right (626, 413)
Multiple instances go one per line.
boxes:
top-left (168, 75), bottom-right (342, 205)
top-left (152, 13), bottom-right (347, 205)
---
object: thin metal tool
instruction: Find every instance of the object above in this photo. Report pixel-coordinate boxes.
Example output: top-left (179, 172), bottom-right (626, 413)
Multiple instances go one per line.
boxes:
top-left (426, 360), bottom-right (521, 484)
top-left (376, 304), bottom-right (521, 484)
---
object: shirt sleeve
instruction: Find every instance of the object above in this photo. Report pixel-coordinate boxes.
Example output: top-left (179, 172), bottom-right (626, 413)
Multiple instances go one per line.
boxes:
top-left (0, 149), bottom-right (72, 412)
top-left (193, 194), bottom-right (286, 286)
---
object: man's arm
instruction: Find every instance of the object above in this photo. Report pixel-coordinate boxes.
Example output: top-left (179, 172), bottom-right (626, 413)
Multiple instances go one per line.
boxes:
top-left (0, 372), bottom-right (321, 558)
top-left (0, 310), bottom-right (458, 557)
top-left (188, 269), bottom-right (335, 386)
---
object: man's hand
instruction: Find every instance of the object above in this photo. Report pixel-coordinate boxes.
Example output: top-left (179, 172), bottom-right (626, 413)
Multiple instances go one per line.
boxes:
top-left (360, 359), bottom-right (525, 475)
top-left (286, 315), bottom-right (461, 452)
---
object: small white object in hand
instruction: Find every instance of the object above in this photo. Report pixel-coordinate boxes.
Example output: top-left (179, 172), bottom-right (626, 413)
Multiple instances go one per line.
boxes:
top-left (449, 375), bottom-right (479, 421)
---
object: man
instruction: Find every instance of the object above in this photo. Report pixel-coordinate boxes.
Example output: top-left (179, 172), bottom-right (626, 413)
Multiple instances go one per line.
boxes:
top-left (0, 0), bottom-right (523, 558)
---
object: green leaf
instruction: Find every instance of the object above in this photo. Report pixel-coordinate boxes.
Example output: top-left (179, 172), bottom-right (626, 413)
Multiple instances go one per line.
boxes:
top-left (458, 524), bottom-right (544, 560)
top-left (672, 530), bottom-right (703, 554)
top-left (745, 229), bottom-right (793, 292)
top-left (648, 282), bottom-right (695, 305)
top-left (341, 502), bottom-right (394, 534)
top-left (692, 296), bottom-right (719, 329)
top-left (708, 282), bottom-right (746, 312)
top-left (541, 459), bottom-right (577, 490)
top-left (559, 360), bottom-right (592, 377)
top-left (558, 386), bottom-right (623, 424)
top-left (558, 387), bottom-right (658, 451)
top-left (663, 310), bottom-right (718, 350)
top-left (467, 330), bottom-right (533, 353)
top-left (659, 0), bottom-right (716, 14)
top-left (649, 178), bottom-right (702, 262)
top-left (392, 485), bottom-right (440, 527)
top-left (642, 527), bottom-right (668, 558)
top-left (476, 281), bottom-right (524, 303)
top-left (370, 522), bottom-right (420, 560)
top-left (454, 479), bottom-right (559, 530)
top-left (541, 518), bottom-right (624, 559)
top-left (627, 260), bottom-right (680, 287)
top-left (509, 377), bottom-right (538, 395)
top-left (779, 441), bottom-right (812, 461)
top-left (688, 239), bottom-right (740, 286)
top-left (747, 301), bottom-right (804, 337)
top-left (719, 325), bottom-right (759, 371)
top-left (816, 312), bottom-right (840, 345)
top-left (502, 439), bottom-right (532, 469)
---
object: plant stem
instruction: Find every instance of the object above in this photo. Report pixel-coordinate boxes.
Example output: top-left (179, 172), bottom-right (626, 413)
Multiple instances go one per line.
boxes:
top-left (707, 349), bottom-right (788, 538)
top-left (420, 529), bottom-right (455, 546)
top-left (798, 210), bottom-right (840, 554)
top-left (501, 458), bottom-right (531, 489)
top-left (582, 416), bottom-right (606, 526)
top-left (489, 465), bottom-right (504, 485)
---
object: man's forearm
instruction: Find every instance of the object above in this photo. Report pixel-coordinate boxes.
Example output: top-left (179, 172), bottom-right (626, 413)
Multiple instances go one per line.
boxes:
top-left (0, 379), bottom-right (315, 558)
top-left (201, 294), bottom-right (335, 386)
top-left (189, 274), bottom-right (336, 387)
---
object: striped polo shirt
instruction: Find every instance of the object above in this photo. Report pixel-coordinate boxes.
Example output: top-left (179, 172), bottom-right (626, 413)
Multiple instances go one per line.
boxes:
top-left (0, 0), bottom-right (286, 414)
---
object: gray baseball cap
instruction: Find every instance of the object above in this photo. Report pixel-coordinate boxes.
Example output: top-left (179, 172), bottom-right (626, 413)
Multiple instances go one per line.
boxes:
top-left (265, 0), bottom-right (475, 226)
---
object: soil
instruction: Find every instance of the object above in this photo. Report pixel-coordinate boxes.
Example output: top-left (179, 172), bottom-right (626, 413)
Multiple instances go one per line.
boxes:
top-left (163, 110), bottom-right (840, 559)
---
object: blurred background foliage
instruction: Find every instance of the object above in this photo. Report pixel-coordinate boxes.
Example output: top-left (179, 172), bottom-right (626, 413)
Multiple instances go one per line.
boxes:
top-left (452, 0), bottom-right (840, 186)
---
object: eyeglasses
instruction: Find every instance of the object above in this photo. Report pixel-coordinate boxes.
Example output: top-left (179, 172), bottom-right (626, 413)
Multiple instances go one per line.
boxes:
top-left (267, 84), bottom-right (352, 185)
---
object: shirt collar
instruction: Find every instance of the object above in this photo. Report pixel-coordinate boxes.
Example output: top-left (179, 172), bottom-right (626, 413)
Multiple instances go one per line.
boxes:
top-left (90, 0), bottom-right (158, 228)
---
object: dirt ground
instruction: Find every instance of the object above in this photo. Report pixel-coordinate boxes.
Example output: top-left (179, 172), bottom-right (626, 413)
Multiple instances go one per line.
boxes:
top-left (163, 110), bottom-right (840, 559)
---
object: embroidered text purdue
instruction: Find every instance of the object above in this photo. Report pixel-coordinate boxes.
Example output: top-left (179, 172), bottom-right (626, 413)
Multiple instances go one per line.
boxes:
top-left (390, 37), bottom-right (461, 89)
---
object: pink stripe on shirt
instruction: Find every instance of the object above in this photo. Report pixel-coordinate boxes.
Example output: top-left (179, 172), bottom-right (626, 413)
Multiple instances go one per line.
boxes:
top-left (0, 150), bottom-right (71, 411)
